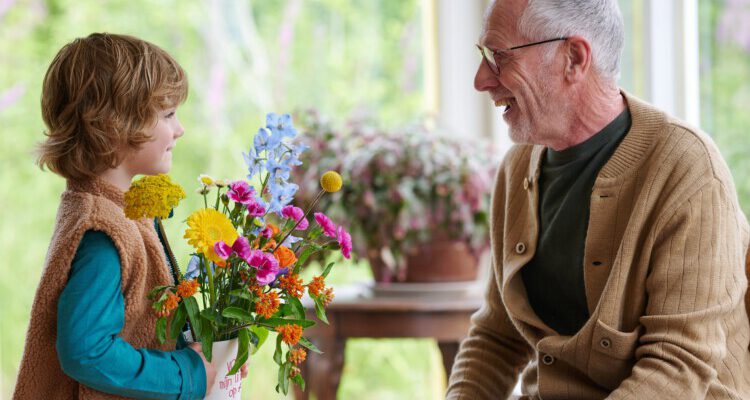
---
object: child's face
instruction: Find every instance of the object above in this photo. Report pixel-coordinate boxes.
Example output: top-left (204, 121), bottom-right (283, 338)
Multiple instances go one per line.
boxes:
top-left (123, 108), bottom-right (184, 176)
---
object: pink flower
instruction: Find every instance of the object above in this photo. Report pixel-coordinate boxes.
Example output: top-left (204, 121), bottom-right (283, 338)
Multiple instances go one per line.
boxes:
top-left (314, 212), bottom-right (337, 238)
top-left (232, 236), bottom-right (252, 263)
top-left (214, 241), bottom-right (233, 260)
top-left (247, 250), bottom-right (280, 285)
top-left (246, 201), bottom-right (266, 217)
top-left (337, 225), bottom-right (352, 259)
top-left (282, 205), bottom-right (309, 230)
top-left (227, 181), bottom-right (255, 205)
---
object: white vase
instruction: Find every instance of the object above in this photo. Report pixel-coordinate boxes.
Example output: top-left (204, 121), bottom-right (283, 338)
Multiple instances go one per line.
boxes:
top-left (204, 338), bottom-right (245, 400)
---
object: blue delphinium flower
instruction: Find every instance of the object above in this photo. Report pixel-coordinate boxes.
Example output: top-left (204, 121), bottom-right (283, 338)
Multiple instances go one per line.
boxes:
top-left (254, 126), bottom-right (282, 154)
top-left (243, 146), bottom-right (264, 179)
top-left (267, 181), bottom-right (298, 213)
top-left (266, 158), bottom-right (291, 181)
top-left (266, 113), bottom-right (297, 140)
top-left (184, 255), bottom-right (217, 280)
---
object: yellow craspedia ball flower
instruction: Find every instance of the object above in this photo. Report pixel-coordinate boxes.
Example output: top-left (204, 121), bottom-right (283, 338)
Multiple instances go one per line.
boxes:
top-left (320, 171), bottom-right (343, 193)
top-left (124, 174), bottom-right (186, 220)
top-left (184, 208), bottom-right (239, 264)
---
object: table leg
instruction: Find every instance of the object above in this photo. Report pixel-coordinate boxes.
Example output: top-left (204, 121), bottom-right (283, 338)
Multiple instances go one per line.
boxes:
top-left (295, 337), bottom-right (346, 400)
top-left (438, 341), bottom-right (460, 381)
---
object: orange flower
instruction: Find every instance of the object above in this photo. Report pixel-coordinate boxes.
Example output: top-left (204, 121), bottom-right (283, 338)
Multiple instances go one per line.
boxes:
top-left (289, 348), bottom-right (307, 365)
top-left (156, 292), bottom-right (180, 317)
top-left (273, 245), bottom-right (298, 268)
top-left (289, 366), bottom-right (301, 379)
top-left (276, 324), bottom-right (303, 346)
top-left (252, 238), bottom-right (277, 251)
top-left (279, 273), bottom-right (304, 299)
top-left (176, 279), bottom-right (199, 299)
top-left (308, 276), bottom-right (326, 297)
top-left (254, 290), bottom-right (280, 319)
top-left (323, 287), bottom-right (335, 306)
top-left (268, 223), bottom-right (280, 237)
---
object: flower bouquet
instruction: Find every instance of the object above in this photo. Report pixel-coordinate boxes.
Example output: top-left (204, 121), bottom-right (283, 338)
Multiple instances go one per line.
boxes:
top-left (124, 113), bottom-right (351, 397)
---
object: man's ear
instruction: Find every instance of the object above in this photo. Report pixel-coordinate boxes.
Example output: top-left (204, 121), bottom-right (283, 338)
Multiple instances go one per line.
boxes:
top-left (563, 35), bottom-right (592, 83)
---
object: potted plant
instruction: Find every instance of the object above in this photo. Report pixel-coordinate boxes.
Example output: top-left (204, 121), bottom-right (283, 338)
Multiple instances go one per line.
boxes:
top-left (295, 111), bottom-right (498, 283)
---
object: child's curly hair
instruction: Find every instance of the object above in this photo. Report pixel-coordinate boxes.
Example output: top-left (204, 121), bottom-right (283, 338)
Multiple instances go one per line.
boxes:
top-left (36, 33), bottom-right (188, 181)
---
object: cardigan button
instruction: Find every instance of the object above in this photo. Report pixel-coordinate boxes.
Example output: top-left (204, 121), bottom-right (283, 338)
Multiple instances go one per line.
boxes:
top-left (523, 177), bottom-right (533, 190)
top-left (541, 354), bottom-right (555, 365)
top-left (515, 242), bottom-right (526, 254)
top-left (600, 338), bottom-right (612, 349)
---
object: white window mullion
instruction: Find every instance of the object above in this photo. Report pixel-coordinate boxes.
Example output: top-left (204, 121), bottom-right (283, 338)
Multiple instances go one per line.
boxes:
top-left (643, 0), bottom-right (700, 127)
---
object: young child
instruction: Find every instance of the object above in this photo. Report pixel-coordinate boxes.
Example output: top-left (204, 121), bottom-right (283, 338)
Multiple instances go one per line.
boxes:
top-left (14, 33), bottom-right (216, 399)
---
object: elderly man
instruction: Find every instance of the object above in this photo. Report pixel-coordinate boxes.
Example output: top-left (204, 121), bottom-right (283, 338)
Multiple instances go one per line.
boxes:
top-left (446, 0), bottom-right (750, 399)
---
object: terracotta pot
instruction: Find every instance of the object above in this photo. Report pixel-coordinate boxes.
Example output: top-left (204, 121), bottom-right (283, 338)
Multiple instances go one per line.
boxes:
top-left (404, 239), bottom-right (479, 282)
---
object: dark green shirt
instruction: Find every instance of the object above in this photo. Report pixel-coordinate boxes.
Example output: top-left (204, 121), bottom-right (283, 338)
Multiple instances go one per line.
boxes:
top-left (521, 110), bottom-right (631, 336)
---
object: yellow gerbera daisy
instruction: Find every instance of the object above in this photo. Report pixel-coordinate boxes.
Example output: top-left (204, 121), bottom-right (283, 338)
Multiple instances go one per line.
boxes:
top-left (184, 208), bottom-right (238, 263)
top-left (124, 174), bottom-right (185, 220)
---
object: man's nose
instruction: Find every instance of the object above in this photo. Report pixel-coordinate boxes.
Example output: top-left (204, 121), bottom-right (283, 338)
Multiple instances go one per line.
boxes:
top-left (474, 60), bottom-right (499, 92)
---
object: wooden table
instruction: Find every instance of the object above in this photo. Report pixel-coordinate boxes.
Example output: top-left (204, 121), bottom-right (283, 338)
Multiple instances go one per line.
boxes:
top-left (293, 283), bottom-right (484, 400)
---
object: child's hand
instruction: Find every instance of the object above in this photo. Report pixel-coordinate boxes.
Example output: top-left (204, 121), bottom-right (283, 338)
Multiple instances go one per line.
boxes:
top-left (241, 361), bottom-right (249, 379)
top-left (188, 342), bottom-right (217, 396)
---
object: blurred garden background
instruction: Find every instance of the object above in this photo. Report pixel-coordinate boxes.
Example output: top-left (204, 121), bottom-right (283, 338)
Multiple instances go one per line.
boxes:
top-left (1, 0), bottom-right (750, 399)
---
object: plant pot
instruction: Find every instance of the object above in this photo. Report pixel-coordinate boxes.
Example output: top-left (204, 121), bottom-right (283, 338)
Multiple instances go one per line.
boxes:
top-left (404, 239), bottom-right (479, 282)
top-left (204, 338), bottom-right (245, 400)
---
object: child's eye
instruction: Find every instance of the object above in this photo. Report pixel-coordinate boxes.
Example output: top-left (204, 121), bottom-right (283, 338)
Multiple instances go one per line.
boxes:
top-left (165, 111), bottom-right (176, 119)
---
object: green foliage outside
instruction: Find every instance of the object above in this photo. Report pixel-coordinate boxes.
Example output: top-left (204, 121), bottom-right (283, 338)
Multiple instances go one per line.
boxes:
top-left (0, 1), bottom-right (444, 398)
top-left (699, 0), bottom-right (750, 215)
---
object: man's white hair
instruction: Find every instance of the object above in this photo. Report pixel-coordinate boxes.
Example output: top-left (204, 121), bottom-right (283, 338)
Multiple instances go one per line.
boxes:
top-left (517, 0), bottom-right (624, 81)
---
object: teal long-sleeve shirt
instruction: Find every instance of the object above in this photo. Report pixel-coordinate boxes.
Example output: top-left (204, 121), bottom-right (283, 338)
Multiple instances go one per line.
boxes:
top-left (56, 230), bottom-right (206, 399)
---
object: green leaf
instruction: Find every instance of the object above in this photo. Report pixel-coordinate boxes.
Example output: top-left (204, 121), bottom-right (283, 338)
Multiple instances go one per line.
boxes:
top-left (228, 329), bottom-right (250, 376)
top-left (147, 285), bottom-right (171, 299)
top-left (273, 335), bottom-right (283, 365)
top-left (250, 325), bottom-right (269, 355)
top-left (222, 306), bottom-right (254, 322)
top-left (228, 288), bottom-right (252, 300)
top-left (201, 322), bottom-right (214, 362)
top-left (183, 297), bottom-right (202, 340)
top-left (278, 303), bottom-right (294, 317)
top-left (169, 303), bottom-right (188, 341)
top-left (281, 361), bottom-right (292, 395)
top-left (282, 218), bottom-right (296, 232)
top-left (287, 296), bottom-right (306, 319)
top-left (321, 262), bottom-right (335, 278)
top-left (292, 374), bottom-right (306, 391)
top-left (262, 318), bottom-right (315, 328)
top-left (313, 295), bottom-right (329, 325)
top-left (299, 336), bottom-right (323, 354)
top-left (156, 317), bottom-right (167, 344)
top-left (200, 308), bottom-right (218, 322)
top-left (294, 247), bottom-right (318, 274)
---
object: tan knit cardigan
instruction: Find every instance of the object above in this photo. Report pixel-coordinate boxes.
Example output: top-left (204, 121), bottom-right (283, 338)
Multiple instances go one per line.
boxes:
top-left (447, 92), bottom-right (750, 399)
top-left (13, 179), bottom-right (175, 399)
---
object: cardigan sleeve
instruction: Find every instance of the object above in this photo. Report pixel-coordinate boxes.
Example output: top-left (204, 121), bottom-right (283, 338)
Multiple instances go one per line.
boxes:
top-left (607, 178), bottom-right (748, 399)
top-left (446, 154), bottom-right (535, 399)
top-left (56, 230), bottom-right (206, 399)
top-left (446, 264), bottom-right (534, 399)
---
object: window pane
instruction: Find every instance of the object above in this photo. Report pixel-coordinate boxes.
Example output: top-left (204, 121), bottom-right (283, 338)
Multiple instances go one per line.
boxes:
top-left (699, 0), bottom-right (750, 213)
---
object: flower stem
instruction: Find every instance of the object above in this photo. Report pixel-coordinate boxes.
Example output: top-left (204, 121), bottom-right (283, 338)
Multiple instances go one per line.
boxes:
top-left (274, 189), bottom-right (325, 252)
top-left (205, 256), bottom-right (216, 310)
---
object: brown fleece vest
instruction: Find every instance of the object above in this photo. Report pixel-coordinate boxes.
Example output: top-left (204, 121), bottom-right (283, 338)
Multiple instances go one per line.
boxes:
top-left (13, 179), bottom-right (175, 399)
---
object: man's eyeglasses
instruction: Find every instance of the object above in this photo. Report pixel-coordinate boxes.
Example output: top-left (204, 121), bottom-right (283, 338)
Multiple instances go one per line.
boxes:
top-left (477, 37), bottom-right (568, 75)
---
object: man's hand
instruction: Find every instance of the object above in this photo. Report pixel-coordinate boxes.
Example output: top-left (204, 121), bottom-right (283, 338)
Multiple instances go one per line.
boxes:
top-left (188, 342), bottom-right (217, 396)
